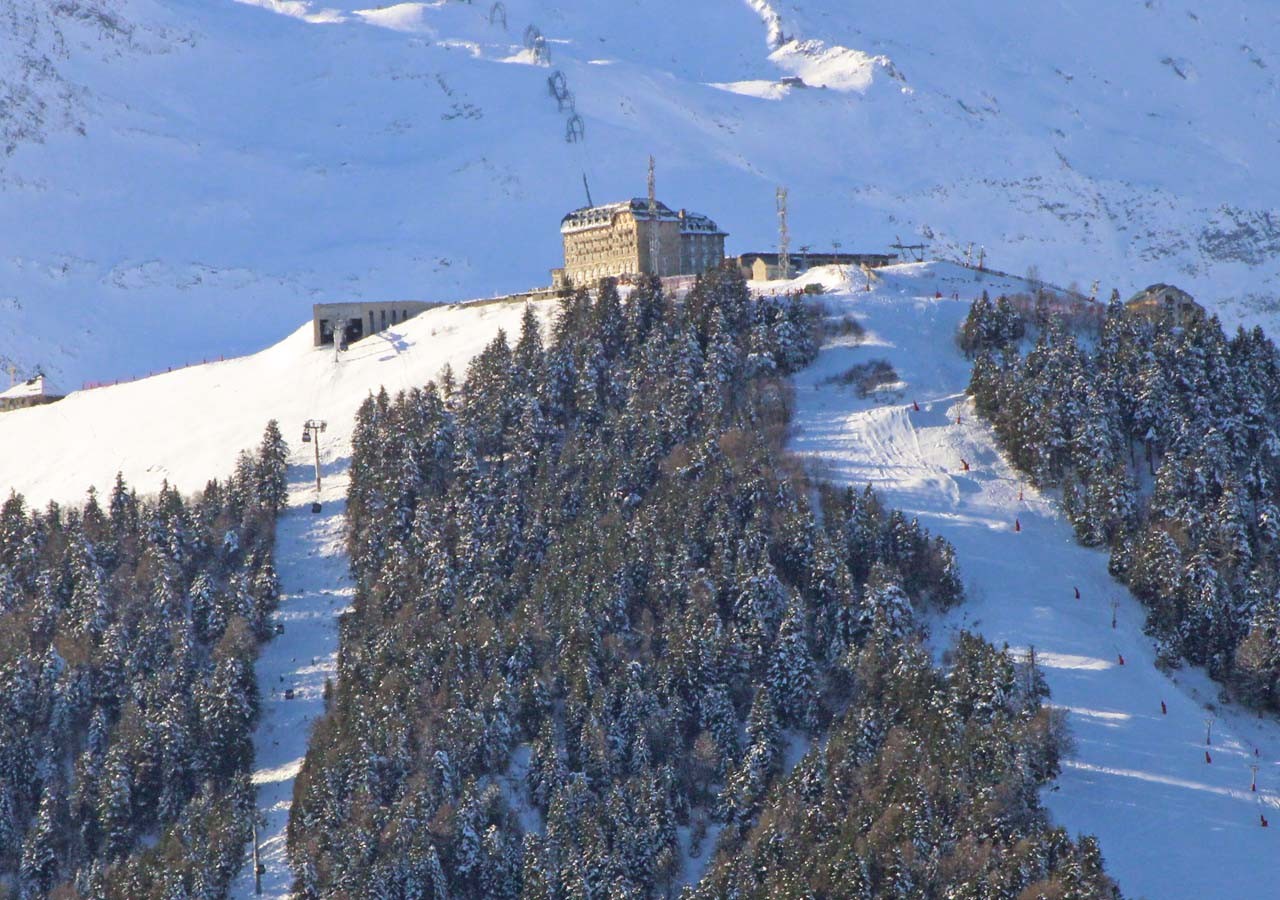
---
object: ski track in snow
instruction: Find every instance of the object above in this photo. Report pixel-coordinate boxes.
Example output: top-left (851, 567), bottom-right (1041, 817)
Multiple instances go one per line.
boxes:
top-left (230, 460), bottom-right (353, 899)
top-left (788, 262), bottom-right (1280, 900)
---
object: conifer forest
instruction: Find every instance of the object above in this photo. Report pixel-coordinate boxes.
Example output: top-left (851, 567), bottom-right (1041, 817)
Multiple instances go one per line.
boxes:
top-left (967, 295), bottom-right (1280, 712)
top-left (0, 424), bottom-right (288, 897)
top-left (284, 270), bottom-right (1120, 898)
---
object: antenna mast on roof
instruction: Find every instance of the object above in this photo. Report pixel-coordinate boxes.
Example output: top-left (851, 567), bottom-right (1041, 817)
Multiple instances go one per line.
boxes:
top-left (648, 155), bottom-right (660, 278)
top-left (582, 172), bottom-right (594, 208)
top-left (777, 186), bottom-right (790, 280)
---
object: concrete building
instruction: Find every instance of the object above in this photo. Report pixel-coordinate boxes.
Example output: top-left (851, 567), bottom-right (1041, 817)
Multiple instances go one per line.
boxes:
top-left (312, 301), bottom-right (437, 348)
top-left (0, 374), bottom-right (64, 412)
top-left (551, 198), bottom-right (727, 289)
top-left (735, 251), bottom-right (898, 282)
top-left (1125, 284), bottom-right (1203, 325)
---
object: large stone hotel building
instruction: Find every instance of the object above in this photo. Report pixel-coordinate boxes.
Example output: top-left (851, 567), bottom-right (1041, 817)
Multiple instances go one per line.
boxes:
top-left (551, 198), bottom-right (727, 289)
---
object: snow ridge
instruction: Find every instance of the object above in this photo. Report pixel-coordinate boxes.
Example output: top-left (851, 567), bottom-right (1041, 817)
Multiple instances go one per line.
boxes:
top-left (741, 0), bottom-right (900, 92)
top-left (232, 0), bottom-right (346, 25)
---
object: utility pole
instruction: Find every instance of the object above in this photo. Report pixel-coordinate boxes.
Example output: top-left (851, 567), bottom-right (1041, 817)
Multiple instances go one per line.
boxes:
top-left (253, 815), bottom-right (262, 894)
top-left (777, 186), bottom-right (790, 280)
top-left (302, 419), bottom-right (327, 496)
top-left (648, 155), bottom-right (661, 277)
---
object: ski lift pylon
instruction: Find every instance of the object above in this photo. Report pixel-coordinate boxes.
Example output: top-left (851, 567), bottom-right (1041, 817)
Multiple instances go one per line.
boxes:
top-left (565, 113), bottom-right (585, 143)
top-left (548, 70), bottom-right (570, 108)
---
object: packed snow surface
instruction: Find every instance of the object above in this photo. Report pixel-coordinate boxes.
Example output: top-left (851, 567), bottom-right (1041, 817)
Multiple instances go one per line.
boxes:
top-left (4, 0), bottom-right (1280, 389)
top-left (789, 262), bottom-right (1280, 900)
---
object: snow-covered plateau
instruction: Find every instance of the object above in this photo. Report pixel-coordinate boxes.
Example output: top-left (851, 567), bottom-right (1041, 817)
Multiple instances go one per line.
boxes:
top-left (2, 0), bottom-right (1279, 388)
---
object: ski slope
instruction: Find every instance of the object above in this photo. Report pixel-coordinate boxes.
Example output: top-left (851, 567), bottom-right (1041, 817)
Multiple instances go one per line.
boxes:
top-left (789, 262), bottom-right (1280, 900)
top-left (230, 467), bottom-right (352, 899)
top-left (5, 0), bottom-right (1280, 389)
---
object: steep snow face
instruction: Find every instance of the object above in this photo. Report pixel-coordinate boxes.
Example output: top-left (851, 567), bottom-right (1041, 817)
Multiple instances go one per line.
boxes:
top-left (790, 263), bottom-right (1280, 900)
top-left (3, 0), bottom-right (1279, 389)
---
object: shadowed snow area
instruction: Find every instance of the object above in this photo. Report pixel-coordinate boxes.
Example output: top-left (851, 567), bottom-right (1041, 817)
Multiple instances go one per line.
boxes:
top-left (790, 262), bottom-right (1280, 900)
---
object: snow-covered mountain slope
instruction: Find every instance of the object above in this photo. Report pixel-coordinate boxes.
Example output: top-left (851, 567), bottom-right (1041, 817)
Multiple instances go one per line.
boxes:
top-left (791, 262), bottom-right (1280, 900)
top-left (4, 0), bottom-right (1279, 388)
top-left (0, 295), bottom-right (552, 506)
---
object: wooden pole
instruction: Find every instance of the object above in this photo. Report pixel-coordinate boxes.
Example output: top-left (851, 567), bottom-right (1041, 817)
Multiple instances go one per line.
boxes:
top-left (253, 815), bottom-right (262, 894)
top-left (303, 420), bottom-right (327, 496)
top-left (313, 427), bottom-right (322, 495)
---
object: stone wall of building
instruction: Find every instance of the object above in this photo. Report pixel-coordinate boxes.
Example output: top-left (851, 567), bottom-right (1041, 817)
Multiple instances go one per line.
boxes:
top-left (563, 212), bottom-right (641, 286)
top-left (556, 199), bottom-right (727, 288)
top-left (680, 230), bottom-right (725, 276)
top-left (635, 218), bottom-right (682, 279)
